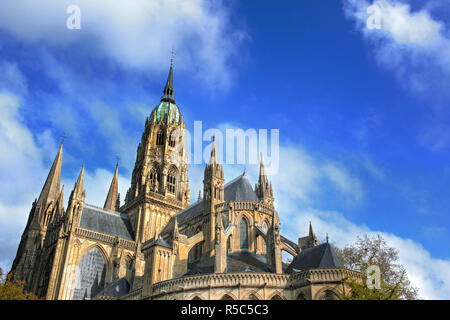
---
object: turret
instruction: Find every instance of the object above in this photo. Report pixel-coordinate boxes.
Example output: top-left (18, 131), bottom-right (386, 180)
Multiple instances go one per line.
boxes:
top-left (298, 221), bottom-right (318, 250)
top-left (255, 152), bottom-right (274, 207)
top-left (203, 136), bottom-right (225, 256)
top-left (104, 162), bottom-right (119, 211)
top-left (10, 141), bottom-right (63, 284)
top-left (203, 136), bottom-right (224, 213)
top-left (65, 166), bottom-right (85, 232)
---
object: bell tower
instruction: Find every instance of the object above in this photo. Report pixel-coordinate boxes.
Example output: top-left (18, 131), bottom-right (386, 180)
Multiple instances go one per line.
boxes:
top-left (123, 57), bottom-right (190, 244)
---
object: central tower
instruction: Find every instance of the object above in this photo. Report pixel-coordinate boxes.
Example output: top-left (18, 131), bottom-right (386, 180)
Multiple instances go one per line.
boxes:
top-left (123, 61), bottom-right (190, 245)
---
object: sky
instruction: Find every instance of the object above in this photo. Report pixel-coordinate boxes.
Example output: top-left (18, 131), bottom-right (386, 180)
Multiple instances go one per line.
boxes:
top-left (0, 0), bottom-right (449, 299)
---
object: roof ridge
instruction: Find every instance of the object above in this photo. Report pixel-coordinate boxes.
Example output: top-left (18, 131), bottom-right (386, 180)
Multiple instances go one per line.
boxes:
top-left (84, 203), bottom-right (128, 218)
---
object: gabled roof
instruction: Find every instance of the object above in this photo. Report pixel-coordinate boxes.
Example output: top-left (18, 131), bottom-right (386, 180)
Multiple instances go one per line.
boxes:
top-left (285, 243), bottom-right (342, 273)
top-left (79, 204), bottom-right (135, 240)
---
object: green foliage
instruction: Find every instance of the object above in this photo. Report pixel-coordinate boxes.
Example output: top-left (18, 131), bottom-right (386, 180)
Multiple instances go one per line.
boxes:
top-left (335, 234), bottom-right (420, 300)
top-left (0, 268), bottom-right (39, 300)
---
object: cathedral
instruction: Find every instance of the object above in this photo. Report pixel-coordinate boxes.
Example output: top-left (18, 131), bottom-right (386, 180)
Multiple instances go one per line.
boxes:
top-left (10, 63), bottom-right (362, 300)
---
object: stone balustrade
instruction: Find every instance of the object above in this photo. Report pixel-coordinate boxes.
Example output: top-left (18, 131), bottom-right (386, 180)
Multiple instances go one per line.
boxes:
top-left (151, 272), bottom-right (290, 298)
top-left (215, 201), bottom-right (274, 215)
top-left (74, 227), bottom-right (137, 250)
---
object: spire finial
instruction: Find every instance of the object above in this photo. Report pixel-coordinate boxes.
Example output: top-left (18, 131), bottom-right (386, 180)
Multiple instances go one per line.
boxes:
top-left (326, 233), bottom-right (329, 243)
top-left (170, 49), bottom-right (175, 67)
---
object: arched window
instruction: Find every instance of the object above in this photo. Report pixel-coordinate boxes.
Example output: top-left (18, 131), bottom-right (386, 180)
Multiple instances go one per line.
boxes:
top-left (169, 131), bottom-right (176, 147)
top-left (156, 129), bottom-right (165, 145)
top-left (167, 167), bottom-right (177, 194)
top-left (221, 294), bottom-right (234, 300)
top-left (227, 235), bottom-right (232, 253)
top-left (239, 218), bottom-right (249, 249)
top-left (73, 247), bottom-right (107, 300)
top-left (262, 221), bottom-right (269, 253)
top-left (148, 165), bottom-right (160, 191)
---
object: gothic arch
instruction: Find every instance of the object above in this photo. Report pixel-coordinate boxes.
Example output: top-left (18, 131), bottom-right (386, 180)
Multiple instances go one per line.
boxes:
top-left (245, 290), bottom-right (262, 300)
top-left (313, 287), bottom-right (341, 300)
top-left (78, 243), bottom-right (109, 266)
top-left (239, 217), bottom-right (249, 249)
top-left (73, 245), bottom-right (109, 300)
top-left (215, 290), bottom-right (238, 300)
top-left (166, 165), bottom-right (178, 194)
top-left (268, 292), bottom-right (285, 300)
top-left (156, 128), bottom-right (165, 145)
top-left (168, 130), bottom-right (177, 147)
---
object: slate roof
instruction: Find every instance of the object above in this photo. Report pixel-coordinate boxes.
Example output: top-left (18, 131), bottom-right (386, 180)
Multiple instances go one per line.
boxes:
top-left (176, 174), bottom-right (260, 225)
top-left (184, 251), bottom-right (272, 276)
top-left (94, 277), bottom-right (130, 298)
top-left (224, 174), bottom-right (260, 202)
top-left (285, 243), bottom-right (342, 273)
top-left (79, 204), bottom-right (135, 241)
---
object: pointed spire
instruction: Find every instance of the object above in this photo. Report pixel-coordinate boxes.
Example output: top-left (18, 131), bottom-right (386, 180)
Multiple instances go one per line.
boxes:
top-left (104, 162), bottom-right (119, 211)
top-left (256, 152), bottom-right (273, 206)
top-left (309, 221), bottom-right (315, 237)
top-left (209, 135), bottom-right (219, 165)
top-left (161, 52), bottom-right (175, 103)
top-left (70, 165), bottom-right (85, 202)
top-left (198, 190), bottom-right (202, 201)
top-left (37, 140), bottom-right (63, 207)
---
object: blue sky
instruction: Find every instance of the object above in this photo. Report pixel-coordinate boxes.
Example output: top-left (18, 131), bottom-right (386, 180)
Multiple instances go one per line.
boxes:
top-left (0, 0), bottom-right (449, 298)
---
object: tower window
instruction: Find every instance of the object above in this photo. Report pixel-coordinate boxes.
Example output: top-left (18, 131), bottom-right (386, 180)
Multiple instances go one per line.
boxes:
top-left (156, 130), bottom-right (165, 145)
top-left (240, 218), bottom-right (249, 249)
top-left (169, 132), bottom-right (176, 147)
top-left (167, 169), bottom-right (177, 194)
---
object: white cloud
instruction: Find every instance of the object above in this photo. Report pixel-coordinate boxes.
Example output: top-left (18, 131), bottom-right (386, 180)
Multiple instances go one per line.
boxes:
top-left (322, 162), bottom-right (363, 201)
top-left (0, 0), bottom-right (245, 90)
top-left (344, 0), bottom-right (450, 95)
top-left (0, 92), bottom-right (56, 272)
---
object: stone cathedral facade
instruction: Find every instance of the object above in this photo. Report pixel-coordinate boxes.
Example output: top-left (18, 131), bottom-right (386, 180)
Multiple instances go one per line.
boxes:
top-left (10, 64), bottom-right (362, 300)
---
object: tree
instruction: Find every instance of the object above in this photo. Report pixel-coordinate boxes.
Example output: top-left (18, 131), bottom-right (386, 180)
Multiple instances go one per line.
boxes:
top-left (335, 234), bottom-right (419, 300)
top-left (0, 268), bottom-right (39, 300)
